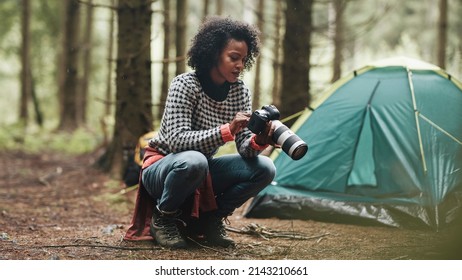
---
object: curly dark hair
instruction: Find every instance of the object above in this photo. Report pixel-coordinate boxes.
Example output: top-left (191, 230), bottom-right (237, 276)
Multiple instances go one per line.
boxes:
top-left (187, 16), bottom-right (261, 75)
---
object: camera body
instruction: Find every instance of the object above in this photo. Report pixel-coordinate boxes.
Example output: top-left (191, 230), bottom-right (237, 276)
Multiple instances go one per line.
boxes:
top-left (247, 105), bottom-right (308, 160)
top-left (247, 105), bottom-right (281, 134)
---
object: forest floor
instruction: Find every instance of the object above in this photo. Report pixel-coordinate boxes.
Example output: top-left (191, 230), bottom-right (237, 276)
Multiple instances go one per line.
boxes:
top-left (1, 150), bottom-right (461, 260)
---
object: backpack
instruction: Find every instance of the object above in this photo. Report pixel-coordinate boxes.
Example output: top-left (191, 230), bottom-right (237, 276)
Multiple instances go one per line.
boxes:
top-left (123, 131), bottom-right (157, 187)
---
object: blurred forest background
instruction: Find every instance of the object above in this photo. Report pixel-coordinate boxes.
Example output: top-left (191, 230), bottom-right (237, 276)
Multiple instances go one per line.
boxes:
top-left (1, 0), bottom-right (461, 180)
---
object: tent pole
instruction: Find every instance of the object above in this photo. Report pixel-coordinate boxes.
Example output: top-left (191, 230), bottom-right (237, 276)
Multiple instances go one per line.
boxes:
top-left (419, 113), bottom-right (462, 145)
top-left (406, 67), bottom-right (428, 174)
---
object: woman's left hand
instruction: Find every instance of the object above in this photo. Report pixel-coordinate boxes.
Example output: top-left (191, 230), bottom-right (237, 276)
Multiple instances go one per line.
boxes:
top-left (254, 121), bottom-right (276, 146)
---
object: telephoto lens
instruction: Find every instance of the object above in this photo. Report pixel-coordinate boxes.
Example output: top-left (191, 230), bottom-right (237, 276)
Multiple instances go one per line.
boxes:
top-left (272, 120), bottom-right (308, 160)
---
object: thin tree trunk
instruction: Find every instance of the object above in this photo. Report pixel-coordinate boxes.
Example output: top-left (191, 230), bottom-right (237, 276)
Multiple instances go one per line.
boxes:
top-left (271, 0), bottom-right (283, 108)
top-left (175, 0), bottom-right (187, 76)
top-left (437, 0), bottom-right (448, 68)
top-left (252, 0), bottom-right (264, 110)
top-left (57, 1), bottom-right (66, 127)
top-left (158, 0), bottom-right (171, 121)
top-left (20, 0), bottom-right (31, 125)
top-left (330, 0), bottom-right (346, 83)
top-left (102, 0), bottom-right (116, 146)
top-left (216, 0), bottom-right (223, 15)
top-left (78, 0), bottom-right (94, 125)
top-left (202, 0), bottom-right (209, 20)
top-left (459, 2), bottom-right (462, 75)
top-left (58, 0), bottom-right (80, 131)
top-left (30, 68), bottom-right (43, 126)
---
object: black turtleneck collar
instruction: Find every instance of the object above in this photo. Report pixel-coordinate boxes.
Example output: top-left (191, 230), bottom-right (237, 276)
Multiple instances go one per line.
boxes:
top-left (197, 72), bottom-right (230, 102)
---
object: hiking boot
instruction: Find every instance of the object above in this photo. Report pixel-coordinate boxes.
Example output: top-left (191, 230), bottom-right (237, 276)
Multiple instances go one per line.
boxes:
top-left (150, 207), bottom-right (188, 249)
top-left (203, 213), bottom-right (235, 247)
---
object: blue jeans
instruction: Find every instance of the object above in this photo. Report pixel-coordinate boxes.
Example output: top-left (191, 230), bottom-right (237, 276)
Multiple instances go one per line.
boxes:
top-left (141, 150), bottom-right (276, 216)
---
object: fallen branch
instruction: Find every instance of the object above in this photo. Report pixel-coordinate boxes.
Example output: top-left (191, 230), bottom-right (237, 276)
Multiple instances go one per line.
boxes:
top-left (226, 223), bottom-right (330, 241)
top-left (118, 185), bottom-right (139, 195)
top-left (38, 167), bottom-right (63, 186)
top-left (36, 244), bottom-right (159, 251)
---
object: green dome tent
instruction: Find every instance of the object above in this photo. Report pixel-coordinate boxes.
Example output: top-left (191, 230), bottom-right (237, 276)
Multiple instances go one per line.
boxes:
top-left (245, 57), bottom-right (462, 229)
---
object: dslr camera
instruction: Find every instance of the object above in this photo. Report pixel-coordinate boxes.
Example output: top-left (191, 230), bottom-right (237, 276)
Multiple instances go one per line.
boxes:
top-left (247, 105), bottom-right (308, 160)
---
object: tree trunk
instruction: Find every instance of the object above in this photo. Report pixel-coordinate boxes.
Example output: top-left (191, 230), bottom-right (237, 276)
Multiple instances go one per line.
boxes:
top-left (102, 0), bottom-right (116, 146)
top-left (215, 0), bottom-right (223, 15)
top-left (280, 0), bottom-right (313, 126)
top-left (175, 0), bottom-right (187, 76)
top-left (202, 0), bottom-right (209, 20)
top-left (58, 0), bottom-right (80, 131)
top-left (252, 0), bottom-right (264, 110)
top-left (459, 2), bottom-right (462, 76)
top-left (78, 0), bottom-right (94, 125)
top-left (20, 0), bottom-right (31, 125)
top-left (97, 0), bottom-right (154, 179)
top-left (30, 68), bottom-right (43, 126)
top-left (437, 0), bottom-right (448, 68)
top-left (271, 0), bottom-right (283, 108)
top-left (330, 0), bottom-right (346, 83)
top-left (158, 0), bottom-right (171, 121)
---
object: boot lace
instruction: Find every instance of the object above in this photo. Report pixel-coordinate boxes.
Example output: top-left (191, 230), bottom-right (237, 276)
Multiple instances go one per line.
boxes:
top-left (156, 216), bottom-right (186, 240)
top-left (212, 217), bottom-right (230, 236)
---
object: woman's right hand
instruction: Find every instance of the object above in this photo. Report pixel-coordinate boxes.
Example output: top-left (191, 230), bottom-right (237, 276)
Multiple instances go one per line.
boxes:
top-left (229, 112), bottom-right (251, 135)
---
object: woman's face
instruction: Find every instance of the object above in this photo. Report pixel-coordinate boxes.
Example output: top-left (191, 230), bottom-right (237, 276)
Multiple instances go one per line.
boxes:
top-left (210, 39), bottom-right (248, 85)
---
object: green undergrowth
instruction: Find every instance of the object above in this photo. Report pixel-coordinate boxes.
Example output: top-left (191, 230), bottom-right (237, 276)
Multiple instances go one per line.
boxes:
top-left (1, 123), bottom-right (238, 156)
top-left (0, 123), bottom-right (102, 155)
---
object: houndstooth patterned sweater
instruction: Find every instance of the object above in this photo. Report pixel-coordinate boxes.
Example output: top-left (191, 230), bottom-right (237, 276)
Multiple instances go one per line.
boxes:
top-left (149, 72), bottom-right (265, 159)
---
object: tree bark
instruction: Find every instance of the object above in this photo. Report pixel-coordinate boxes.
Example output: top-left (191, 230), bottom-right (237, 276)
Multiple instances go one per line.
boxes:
top-left (78, 0), bottom-right (94, 125)
top-left (437, 0), bottom-right (448, 68)
top-left (215, 0), bottom-right (223, 15)
top-left (271, 0), bottom-right (283, 108)
top-left (252, 0), bottom-right (264, 111)
top-left (330, 0), bottom-right (346, 83)
top-left (175, 0), bottom-right (187, 76)
top-left (280, 0), bottom-right (313, 126)
top-left (20, 0), bottom-right (31, 125)
top-left (102, 0), bottom-right (116, 146)
top-left (158, 0), bottom-right (171, 121)
top-left (58, 0), bottom-right (80, 131)
top-left (30, 69), bottom-right (43, 126)
top-left (97, 0), bottom-right (154, 179)
top-left (202, 0), bottom-right (209, 20)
